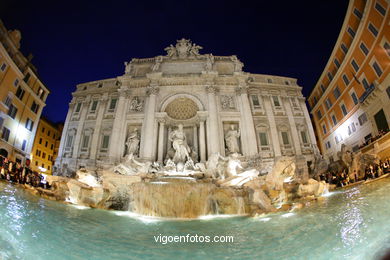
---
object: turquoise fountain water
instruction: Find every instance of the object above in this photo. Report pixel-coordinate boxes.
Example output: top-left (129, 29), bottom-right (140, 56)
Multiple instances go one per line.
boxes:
top-left (1, 179), bottom-right (390, 260)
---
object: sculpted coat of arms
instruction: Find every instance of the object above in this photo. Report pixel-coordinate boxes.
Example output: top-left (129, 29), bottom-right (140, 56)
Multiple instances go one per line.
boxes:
top-left (164, 38), bottom-right (203, 59)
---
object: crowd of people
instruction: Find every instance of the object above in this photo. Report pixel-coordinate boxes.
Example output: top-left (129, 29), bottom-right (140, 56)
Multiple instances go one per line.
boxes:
top-left (319, 157), bottom-right (390, 187)
top-left (0, 155), bottom-right (49, 188)
top-left (359, 129), bottom-right (389, 150)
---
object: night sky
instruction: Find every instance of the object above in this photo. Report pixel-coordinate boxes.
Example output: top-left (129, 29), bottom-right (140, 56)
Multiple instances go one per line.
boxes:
top-left (1, 0), bottom-right (349, 123)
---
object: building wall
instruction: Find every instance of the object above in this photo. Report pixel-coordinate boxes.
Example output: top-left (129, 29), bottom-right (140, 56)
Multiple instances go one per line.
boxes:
top-left (308, 0), bottom-right (390, 161)
top-left (55, 42), bottom-right (318, 173)
top-left (30, 118), bottom-right (63, 175)
top-left (0, 20), bottom-right (49, 163)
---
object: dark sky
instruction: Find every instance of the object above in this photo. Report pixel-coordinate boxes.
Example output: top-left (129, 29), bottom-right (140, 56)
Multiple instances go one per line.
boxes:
top-left (1, 0), bottom-right (349, 123)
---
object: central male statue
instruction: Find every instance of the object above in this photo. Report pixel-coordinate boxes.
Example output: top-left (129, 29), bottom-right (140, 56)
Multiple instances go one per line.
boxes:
top-left (169, 124), bottom-right (191, 164)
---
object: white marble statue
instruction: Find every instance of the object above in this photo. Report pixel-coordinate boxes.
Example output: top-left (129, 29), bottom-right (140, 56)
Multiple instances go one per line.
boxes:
top-left (124, 61), bottom-right (133, 74)
top-left (129, 97), bottom-right (144, 112)
top-left (225, 125), bottom-right (241, 154)
top-left (164, 44), bottom-right (176, 58)
top-left (126, 128), bottom-right (140, 156)
top-left (151, 56), bottom-right (163, 72)
top-left (169, 124), bottom-right (191, 164)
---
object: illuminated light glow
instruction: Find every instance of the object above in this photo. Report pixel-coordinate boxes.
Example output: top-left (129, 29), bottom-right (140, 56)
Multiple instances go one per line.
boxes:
top-left (112, 211), bottom-right (162, 224)
top-left (70, 205), bottom-right (90, 210)
top-left (281, 213), bottom-right (295, 218)
top-left (150, 181), bottom-right (169, 185)
top-left (283, 176), bottom-right (294, 183)
top-left (257, 217), bottom-right (271, 222)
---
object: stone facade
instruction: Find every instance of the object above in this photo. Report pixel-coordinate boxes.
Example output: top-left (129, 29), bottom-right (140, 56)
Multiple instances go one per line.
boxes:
top-left (55, 39), bottom-right (317, 172)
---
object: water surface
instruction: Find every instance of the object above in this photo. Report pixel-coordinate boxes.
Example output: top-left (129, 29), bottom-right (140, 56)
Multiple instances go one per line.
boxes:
top-left (1, 179), bottom-right (390, 260)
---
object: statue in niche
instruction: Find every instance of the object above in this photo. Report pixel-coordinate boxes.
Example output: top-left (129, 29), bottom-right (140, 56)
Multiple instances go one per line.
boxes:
top-left (129, 97), bottom-right (144, 112)
top-left (225, 125), bottom-right (241, 154)
top-left (125, 128), bottom-right (140, 156)
top-left (168, 124), bottom-right (191, 164)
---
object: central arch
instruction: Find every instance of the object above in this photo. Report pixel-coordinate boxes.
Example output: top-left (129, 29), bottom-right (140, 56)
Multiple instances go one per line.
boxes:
top-left (160, 93), bottom-right (205, 113)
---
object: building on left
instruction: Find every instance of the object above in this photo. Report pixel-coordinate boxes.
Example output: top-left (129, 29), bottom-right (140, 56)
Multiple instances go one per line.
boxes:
top-left (0, 20), bottom-right (49, 163)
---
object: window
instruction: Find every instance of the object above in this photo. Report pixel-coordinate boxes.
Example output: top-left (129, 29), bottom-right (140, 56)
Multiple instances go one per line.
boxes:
top-left (351, 59), bottom-right (359, 72)
top-left (362, 78), bottom-right (370, 90)
top-left (21, 140), bottom-right (27, 151)
top-left (301, 131), bottom-right (308, 144)
top-left (375, 2), bottom-right (386, 16)
top-left (42, 163), bottom-right (44, 168)
top-left (272, 96), bottom-right (280, 107)
top-left (267, 79), bottom-right (273, 83)
top-left (342, 74), bottom-right (349, 86)
top-left (322, 124), bottom-right (327, 135)
top-left (341, 104), bottom-right (348, 116)
top-left (0, 63), bottom-right (7, 71)
top-left (334, 58), bottom-right (340, 68)
top-left (353, 8), bottom-right (362, 19)
top-left (15, 86), bottom-right (25, 100)
top-left (281, 132), bottom-right (289, 145)
top-left (109, 98), bottom-right (117, 111)
top-left (42, 152), bottom-right (46, 159)
top-left (291, 98), bottom-right (298, 108)
top-left (8, 104), bottom-right (17, 119)
top-left (35, 161), bottom-right (38, 166)
top-left (358, 113), bottom-right (368, 126)
top-left (351, 91), bottom-right (358, 105)
top-left (360, 42), bottom-right (369, 55)
top-left (285, 81), bottom-right (290, 85)
top-left (320, 84), bottom-right (326, 93)
top-left (66, 135), bottom-right (73, 147)
top-left (97, 83), bottom-right (103, 88)
top-left (368, 23), bottom-right (378, 37)
top-left (387, 86), bottom-right (390, 99)
top-left (251, 95), bottom-right (260, 107)
top-left (348, 122), bottom-right (356, 135)
top-left (48, 166), bottom-right (51, 171)
top-left (384, 42), bottom-right (390, 56)
top-left (75, 103), bottom-right (82, 113)
top-left (14, 79), bottom-right (19, 87)
top-left (45, 141), bottom-right (48, 147)
top-left (82, 135), bottom-right (90, 149)
top-left (3, 94), bottom-right (12, 107)
top-left (51, 144), bottom-right (54, 150)
top-left (31, 101), bottom-right (40, 114)
top-left (90, 100), bottom-right (98, 113)
top-left (316, 110), bottom-right (322, 120)
top-left (335, 135), bottom-right (343, 144)
top-left (259, 132), bottom-right (268, 146)
top-left (102, 135), bottom-right (110, 149)
top-left (37, 87), bottom-right (45, 100)
top-left (1, 127), bottom-right (10, 141)
top-left (23, 73), bottom-right (31, 83)
top-left (325, 98), bottom-right (333, 110)
top-left (47, 130), bottom-right (51, 137)
top-left (39, 138), bottom-right (42, 144)
top-left (327, 72), bottom-right (333, 81)
top-left (341, 43), bottom-right (348, 54)
top-left (332, 115), bottom-right (338, 125)
top-left (372, 61), bottom-right (383, 77)
top-left (347, 27), bottom-right (355, 38)
top-left (325, 141), bottom-right (331, 149)
top-left (25, 118), bottom-right (34, 131)
top-left (333, 87), bottom-right (341, 100)
top-left (53, 134), bottom-right (56, 139)
top-left (36, 149), bottom-right (39, 156)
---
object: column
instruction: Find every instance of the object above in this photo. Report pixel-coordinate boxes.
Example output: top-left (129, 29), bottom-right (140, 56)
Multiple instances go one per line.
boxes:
top-left (109, 88), bottom-right (128, 162)
top-left (237, 86), bottom-right (258, 156)
top-left (90, 96), bottom-right (108, 160)
top-left (299, 98), bottom-right (317, 146)
top-left (263, 95), bottom-right (281, 157)
top-left (284, 97), bottom-right (302, 155)
top-left (157, 120), bottom-right (165, 162)
top-left (199, 120), bottom-right (206, 162)
top-left (193, 125), bottom-right (198, 153)
top-left (167, 126), bottom-right (172, 151)
top-left (140, 85), bottom-right (158, 160)
top-left (56, 102), bottom-right (75, 163)
top-left (72, 99), bottom-right (89, 159)
top-left (206, 85), bottom-right (220, 155)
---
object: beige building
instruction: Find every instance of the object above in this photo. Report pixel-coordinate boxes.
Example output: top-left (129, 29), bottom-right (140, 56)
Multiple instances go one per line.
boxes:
top-left (30, 118), bottom-right (63, 175)
top-left (0, 20), bottom-right (49, 163)
top-left (56, 39), bottom-right (318, 174)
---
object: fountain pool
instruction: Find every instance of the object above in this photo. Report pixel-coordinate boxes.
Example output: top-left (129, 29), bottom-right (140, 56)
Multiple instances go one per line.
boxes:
top-left (1, 178), bottom-right (390, 260)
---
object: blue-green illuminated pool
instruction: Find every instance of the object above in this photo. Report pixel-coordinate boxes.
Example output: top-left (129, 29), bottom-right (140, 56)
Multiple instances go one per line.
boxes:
top-left (1, 179), bottom-right (390, 260)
